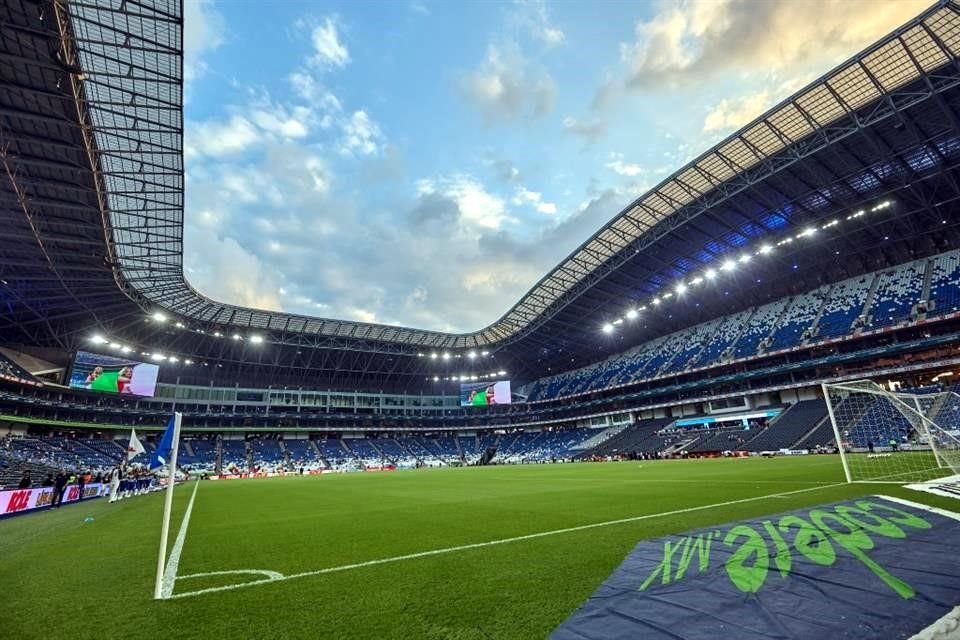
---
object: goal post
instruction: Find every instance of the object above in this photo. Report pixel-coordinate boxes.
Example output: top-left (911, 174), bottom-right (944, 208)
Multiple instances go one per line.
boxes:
top-left (821, 380), bottom-right (960, 483)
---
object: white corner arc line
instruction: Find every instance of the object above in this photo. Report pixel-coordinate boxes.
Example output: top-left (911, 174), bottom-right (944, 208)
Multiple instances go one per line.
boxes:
top-left (166, 482), bottom-right (844, 600)
top-left (160, 479), bottom-right (200, 599)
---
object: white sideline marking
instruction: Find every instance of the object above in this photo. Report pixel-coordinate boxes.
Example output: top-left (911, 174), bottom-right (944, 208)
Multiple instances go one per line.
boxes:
top-left (166, 482), bottom-right (844, 600)
top-left (875, 494), bottom-right (960, 522)
top-left (160, 480), bottom-right (200, 599)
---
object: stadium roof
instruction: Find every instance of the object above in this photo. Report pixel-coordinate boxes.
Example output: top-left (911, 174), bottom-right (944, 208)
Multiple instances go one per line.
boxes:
top-left (3, 0), bottom-right (960, 388)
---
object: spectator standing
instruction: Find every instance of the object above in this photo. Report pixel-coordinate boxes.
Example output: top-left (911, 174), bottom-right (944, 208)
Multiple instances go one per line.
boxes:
top-left (51, 470), bottom-right (68, 507)
top-left (41, 473), bottom-right (54, 487)
top-left (77, 470), bottom-right (86, 501)
top-left (17, 470), bottom-right (31, 489)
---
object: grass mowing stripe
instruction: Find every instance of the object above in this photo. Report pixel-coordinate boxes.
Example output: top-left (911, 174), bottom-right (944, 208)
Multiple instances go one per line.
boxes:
top-left (161, 479), bottom-right (200, 599)
top-left (169, 481), bottom-right (843, 600)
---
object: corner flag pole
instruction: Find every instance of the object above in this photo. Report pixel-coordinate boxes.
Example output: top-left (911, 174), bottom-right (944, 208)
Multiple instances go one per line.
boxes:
top-left (154, 412), bottom-right (182, 600)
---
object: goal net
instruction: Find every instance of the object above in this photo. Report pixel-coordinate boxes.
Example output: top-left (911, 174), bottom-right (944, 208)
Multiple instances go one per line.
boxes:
top-left (822, 380), bottom-right (960, 483)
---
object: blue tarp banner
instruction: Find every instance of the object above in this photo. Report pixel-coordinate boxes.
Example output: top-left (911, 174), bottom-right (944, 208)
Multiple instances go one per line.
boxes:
top-left (551, 496), bottom-right (960, 640)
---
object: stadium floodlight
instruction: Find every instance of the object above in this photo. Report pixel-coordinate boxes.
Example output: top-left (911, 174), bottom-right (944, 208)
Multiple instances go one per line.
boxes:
top-left (213, 331), bottom-right (223, 338)
top-left (168, 356), bottom-right (179, 363)
top-left (705, 268), bottom-right (717, 279)
top-left (185, 359), bottom-right (193, 365)
top-left (417, 352), bottom-right (424, 357)
top-left (738, 254), bottom-right (751, 263)
top-left (109, 342), bottom-right (121, 350)
top-left (442, 352), bottom-right (451, 360)
top-left (151, 311), bottom-right (167, 323)
top-left (175, 322), bottom-right (185, 329)
top-left (675, 283), bottom-right (687, 294)
top-left (721, 259), bottom-right (736, 271)
top-left (690, 277), bottom-right (703, 285)
top-left (90, 334), bottom-right (107, 345)
top-left (468, 351), bottom-right (477, 359)
top-left (430, 353), bottom-right (438, 359)
top-left (249, 335), bottom-right (264, 344)
top-left (602, 323), bottom-right (614, 334)
top-left (120, 346), bottom-right (131, 354)
top-left (626, 308), bottom-right (638, 320)
top-left (470, 375), bottom-right (478, 380)
top-left (652, 298), bottom-right (661, 305)
top-left (662, 292), bottom-right (673, 299)
top-left (432, 376), bottom-right (439, 382)
top-left (232, 334), bottom-right (242, 341)
top-left (799, 227), bottom-right (816, 237)
top-left (497, 370), bottom-right (506, 376)
top-left (481, 350), bottom-right (489, 356)
top-left (613, 318), bottom-right (623, 325)
top-left (759, 244), bottom-right (773, 255)
top-left (150, 353), bottom-right (165, 361)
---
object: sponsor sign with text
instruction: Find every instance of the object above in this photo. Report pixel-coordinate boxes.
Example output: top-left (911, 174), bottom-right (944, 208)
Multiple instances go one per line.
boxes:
top-left (552, 497), bottom-right (960, 640)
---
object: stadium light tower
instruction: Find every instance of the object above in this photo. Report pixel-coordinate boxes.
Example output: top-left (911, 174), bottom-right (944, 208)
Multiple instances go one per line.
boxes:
top-left (151, 311), bottom-right (167, 323)
top-left (90, 334), bottom-right (107, 345)
top-left (602, 323), bottom-right (614, 334)
top-left (626, 308), bottom-right (638, 320)
top-left (249, 335), bottom-right (264, 344)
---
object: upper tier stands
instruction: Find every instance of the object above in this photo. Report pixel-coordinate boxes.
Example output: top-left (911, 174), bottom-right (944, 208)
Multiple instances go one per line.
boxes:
top-left (813, 274), bottom-right (873, 339)
top-left (526, 249), bottom-right (960, 401)
top-left (734, 297), bottom-right (790, 358)
top-left (929, 251), bottom-right (960, 314)
top-left (868, 261), bottom-right (924, 329)
top-left (765, 287), bottom-right (828, 351)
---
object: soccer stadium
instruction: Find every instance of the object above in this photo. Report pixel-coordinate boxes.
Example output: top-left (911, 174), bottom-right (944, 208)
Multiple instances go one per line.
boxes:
top-left (3, 0), bottom-right (960, 638)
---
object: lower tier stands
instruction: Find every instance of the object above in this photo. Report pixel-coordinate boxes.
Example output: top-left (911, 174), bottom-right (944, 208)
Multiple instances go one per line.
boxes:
top-left (742, 399), bottom-right (828, 452)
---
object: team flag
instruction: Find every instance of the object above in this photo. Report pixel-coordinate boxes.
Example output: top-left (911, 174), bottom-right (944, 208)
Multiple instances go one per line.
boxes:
top-left (126, 428), bottom-right (146, 461)
top-left (149, 415), bottom-right (178, 470)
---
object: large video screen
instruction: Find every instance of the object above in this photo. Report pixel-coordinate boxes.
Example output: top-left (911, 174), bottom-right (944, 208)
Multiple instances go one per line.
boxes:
top-left (460, 380), bottom-right (511, 407)
top-left (68, 350), bottom-right (160, 397)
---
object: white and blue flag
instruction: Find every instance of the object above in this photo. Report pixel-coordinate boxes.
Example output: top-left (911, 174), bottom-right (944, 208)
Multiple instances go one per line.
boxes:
top-left (149, 414), bottom-right (178, 470)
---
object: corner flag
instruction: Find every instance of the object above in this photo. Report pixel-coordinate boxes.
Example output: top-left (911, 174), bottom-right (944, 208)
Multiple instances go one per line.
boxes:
top-left (126, 428), bottom-right (146, 462)
top-left (153, 412), bottom-right (182, 600)
top-left (149, 415), bottom-right (178, 471)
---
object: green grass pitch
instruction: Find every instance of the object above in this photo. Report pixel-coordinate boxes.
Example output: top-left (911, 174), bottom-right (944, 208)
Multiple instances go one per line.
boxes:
top-left (2, 456), bottom-right (957, 639)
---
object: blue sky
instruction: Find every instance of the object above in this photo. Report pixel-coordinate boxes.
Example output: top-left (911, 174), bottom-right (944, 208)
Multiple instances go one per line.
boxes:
top-left (181, 0), bottom-right (928, 332)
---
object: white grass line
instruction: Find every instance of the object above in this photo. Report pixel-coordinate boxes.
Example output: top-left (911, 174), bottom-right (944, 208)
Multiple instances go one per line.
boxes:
top-left (875, 494), bottom-right (960, 521)
top-left (160, 479), bottom-right (200, 599)
top-left (167, 481), bottom-right (844, 600)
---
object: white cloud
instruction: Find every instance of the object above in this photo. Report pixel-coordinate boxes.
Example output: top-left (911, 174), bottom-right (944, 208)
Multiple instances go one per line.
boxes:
top-left (183, 0), bottom-right (225, 86)
top-left (605, 152), bottom-right (645, 177)
top-left (442, 176), bottom-right (508, 229)
top-left (409, 2), bottom-right (430, 15)
top-left (185, 115), bottom-right (259, 158)
top-left (513, 186), bottom-right (557, 215)
top-left (702, 76), bottom-right (813, 132)
top-left (340, 110), bottom-right (383, 156)
top-left (309, 17), bottom-right (350, 68)
top-left (619, 0), bottom-right (929, 88)
top-left (562, 116), bottom-right (606, 145)
top-left (511, 0), bottom-right (565, 47)
top-left (183, 234), bottom-right (283, 312)
top-left (463, 45), bottom-right (556, 122)
top-left (250, 105), bottom-right (311, 139)
top-left (702, 90), bottom-right (771, 132)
